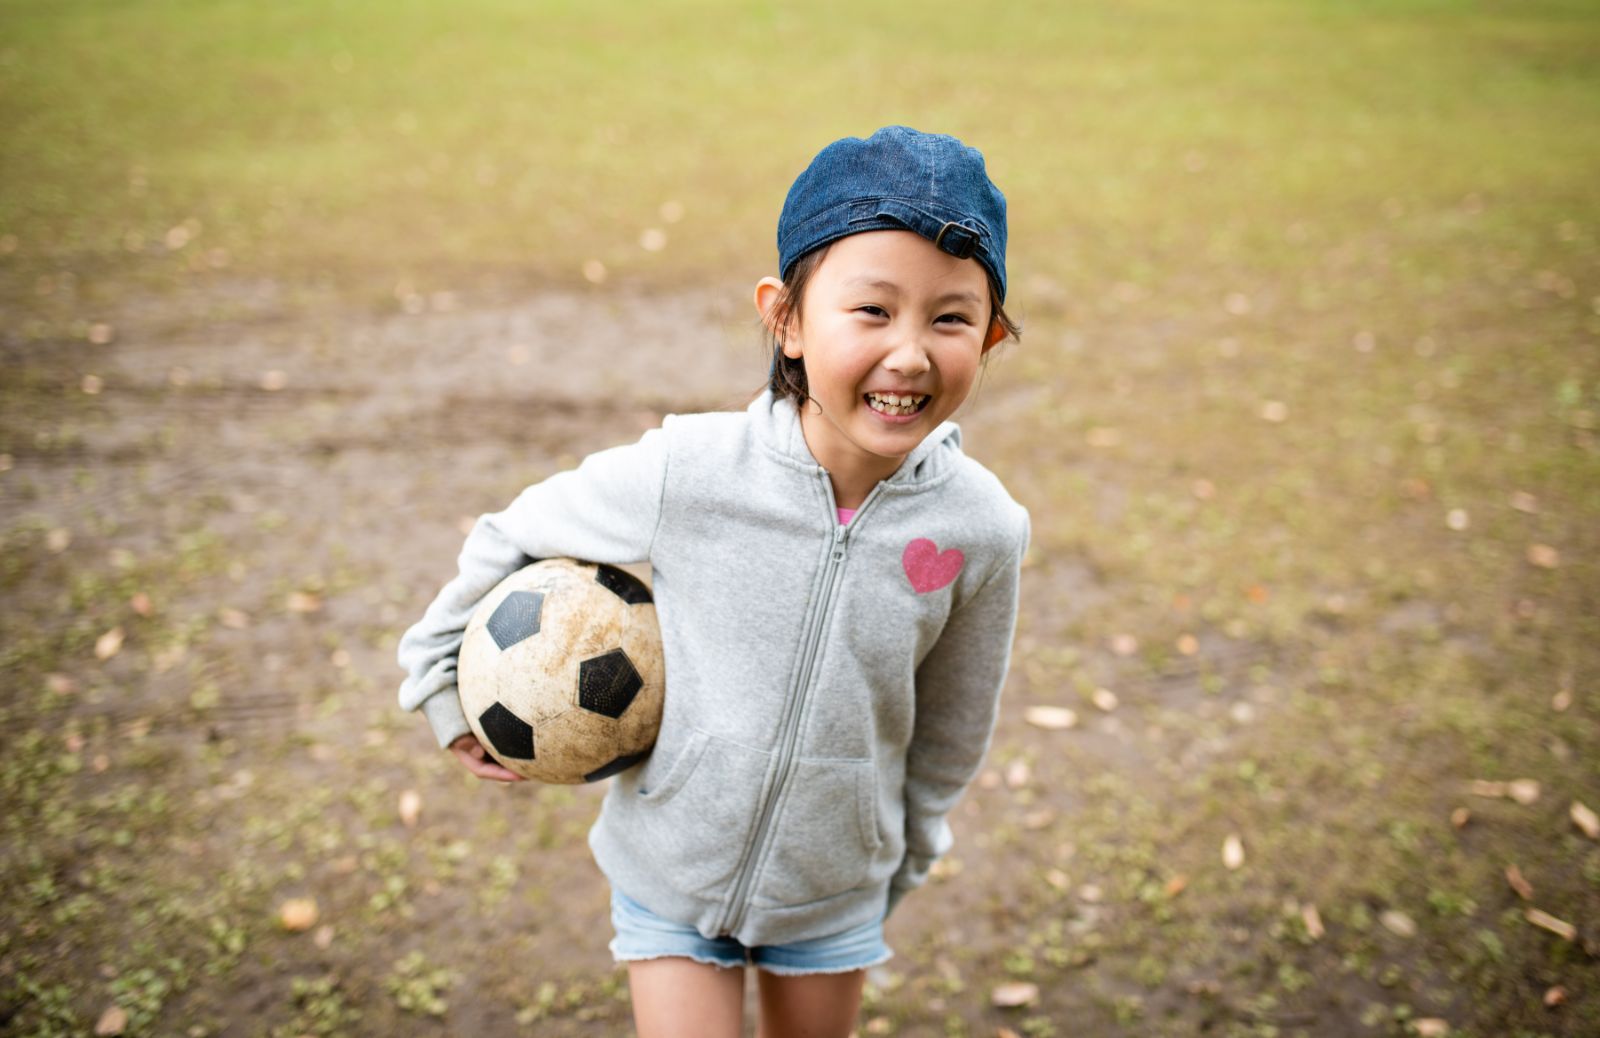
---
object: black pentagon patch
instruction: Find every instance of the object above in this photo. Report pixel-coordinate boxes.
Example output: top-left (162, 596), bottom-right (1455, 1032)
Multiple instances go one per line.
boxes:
top-left (578, 649), bottom-right (642, 719)
top-left (479, 702), bottom-right (534, 760)
top-left (583, 749), bottom-right (651, 783)
top-left (487, 590), bottom-right (543, 651)
top-left (594, 564), bottom-right (652, 605)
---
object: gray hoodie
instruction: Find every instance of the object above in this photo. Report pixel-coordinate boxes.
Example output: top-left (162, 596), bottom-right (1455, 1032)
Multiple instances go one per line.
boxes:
top-left (397, 389), bottom-right (1028, 946)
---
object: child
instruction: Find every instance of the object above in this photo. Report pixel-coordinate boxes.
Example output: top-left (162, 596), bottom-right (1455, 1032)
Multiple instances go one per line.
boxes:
top-left (398, 125), bottom-right (1029, 1038)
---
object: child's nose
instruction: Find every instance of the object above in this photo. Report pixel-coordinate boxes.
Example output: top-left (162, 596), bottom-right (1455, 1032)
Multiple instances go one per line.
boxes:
top-left (883, 328), bottom-right (932, 376)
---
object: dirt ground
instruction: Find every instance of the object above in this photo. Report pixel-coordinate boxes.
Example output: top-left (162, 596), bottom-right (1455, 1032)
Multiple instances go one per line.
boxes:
top-left (2, 272), bottom-right (1596, 1037)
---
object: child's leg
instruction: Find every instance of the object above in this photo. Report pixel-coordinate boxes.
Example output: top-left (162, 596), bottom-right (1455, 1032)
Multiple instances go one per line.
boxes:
top-left (626, 957), bottom-right (745, 1038)
top-left (754, 967), bottom-right (866, 1038)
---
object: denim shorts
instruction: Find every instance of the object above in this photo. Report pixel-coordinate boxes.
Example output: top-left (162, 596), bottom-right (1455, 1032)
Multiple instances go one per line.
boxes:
top-left (608, 887), bottom-right (894, 976)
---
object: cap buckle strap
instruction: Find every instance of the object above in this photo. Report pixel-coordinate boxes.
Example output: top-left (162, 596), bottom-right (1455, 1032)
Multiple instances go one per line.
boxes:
top-left (933, 221), bottom-right (979, 260)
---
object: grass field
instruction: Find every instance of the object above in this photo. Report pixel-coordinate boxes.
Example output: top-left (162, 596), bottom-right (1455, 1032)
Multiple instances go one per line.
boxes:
top-left (2, 0), bottom-right (1598, 1035)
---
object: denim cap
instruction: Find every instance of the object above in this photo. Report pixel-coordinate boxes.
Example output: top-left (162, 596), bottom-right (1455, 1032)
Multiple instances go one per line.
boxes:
top-left (777, 126), bottom-right (1008, 302)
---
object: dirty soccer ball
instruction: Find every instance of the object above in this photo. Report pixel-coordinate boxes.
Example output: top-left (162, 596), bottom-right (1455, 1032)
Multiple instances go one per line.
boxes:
top-left (457, 558), bottom-right (664, 784)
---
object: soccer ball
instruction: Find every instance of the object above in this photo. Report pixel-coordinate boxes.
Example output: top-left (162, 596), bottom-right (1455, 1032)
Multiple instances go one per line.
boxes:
top-left (457, 558), bottom-right (664, 784)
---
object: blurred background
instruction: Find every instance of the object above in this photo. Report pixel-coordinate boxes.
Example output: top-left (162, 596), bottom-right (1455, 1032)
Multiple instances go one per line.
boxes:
top-left (1, 0), bottom-right (1597, 1035)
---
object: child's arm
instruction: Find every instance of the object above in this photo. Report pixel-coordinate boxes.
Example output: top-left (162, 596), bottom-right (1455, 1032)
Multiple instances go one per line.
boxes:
top-left (397, 423), bottom-right (671, 754)
top-left (891, 511), bottom-right (1030, 915)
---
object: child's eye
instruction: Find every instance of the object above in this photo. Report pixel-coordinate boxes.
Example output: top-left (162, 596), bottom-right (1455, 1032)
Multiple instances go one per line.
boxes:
top-left (936, 313), bottom-right (973, 325)
top-left (856, 305), bottom-right (888, 318)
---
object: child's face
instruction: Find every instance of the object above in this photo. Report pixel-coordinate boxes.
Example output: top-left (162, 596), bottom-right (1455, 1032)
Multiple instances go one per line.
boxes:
top-left (765, 229), bottom-right (1001, 483)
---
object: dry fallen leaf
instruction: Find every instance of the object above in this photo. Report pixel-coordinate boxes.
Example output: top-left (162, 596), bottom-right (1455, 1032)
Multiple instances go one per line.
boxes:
top-left (997, 1029), bottom-right (1023, 1038)
top-left (1526, 543), bottom-right (1560, 569)
top-left (1077, 883), bottom-right (1103, 903)
top-left (279, 897), bottom-right (319, 932)
top-left (94, 627), bottom-right (125, 660)
top-left (46, 527), bottom-right (71, 552)
top-left (1021, 809), bottom-right (1055, 831)
top-left (990, 981), bottom-right (1040, 1008)
top-left (1301, 903), bottom-right (1324, 939)
top-left (1222, 834), bottom-right (1244, 870)
top-left (46, 673), bottom-right (77, 696)
top-left (1004, 760), bottom-right (1031, 789)
top-left (1470, 779), bottom-right (1507, 799)
top-left (1413, 1019), bottom-right (1450, 1037)
top-left (1044, 868), bottom-right (1071, 891)
top-left (1552, 689), bottom-right (1572, 712)
top-left (399, 789), bottom-right (422, 827)
top-left (287, 591), bottom-right (322, 614)
top-left (313, 924), bottom-right (335, 949)
top-left (1525, 908), bottom-right (1576, 941)
top-left (1544, 985), bottom-right (1567, 1007)
top-left (1024, 706), bottom-right (1077, 730)
top-left (94, 1005), bottom-right (128, 1036)
top-left (1091, 687), bottom-right (1119, 712)
top-left (129, 592), bottom-right (153, 616)
top-left (1165, 874), bottom-right (1189, 898)
top-left (1509, 490), bottom-right (1539, 514)
top-left (1571, 800), bottom-right (1600, 840)
top-left (1381, 909), bottom-right (1417, 938)
top-left (1508, 779), bottom-right (1541, 805)
top-left (219, 608), bottom-right (250, 629)
top-left (1505, 864), bottom-right (1534, 901)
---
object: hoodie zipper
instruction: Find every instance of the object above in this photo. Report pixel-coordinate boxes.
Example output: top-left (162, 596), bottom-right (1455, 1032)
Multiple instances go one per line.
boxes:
top-left (716, 476), bottom-right (882, 937)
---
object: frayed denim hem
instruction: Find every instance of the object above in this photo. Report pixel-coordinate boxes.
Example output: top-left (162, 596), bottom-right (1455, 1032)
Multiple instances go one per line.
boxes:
top-left (611, 950), bottom-right (747, 972)
top-left (753, 948), bottom-right (894, 977)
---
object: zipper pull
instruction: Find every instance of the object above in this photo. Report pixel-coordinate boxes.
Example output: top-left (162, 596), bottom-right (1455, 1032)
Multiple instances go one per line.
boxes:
top-left (832, 525), bottom-right (847, 560)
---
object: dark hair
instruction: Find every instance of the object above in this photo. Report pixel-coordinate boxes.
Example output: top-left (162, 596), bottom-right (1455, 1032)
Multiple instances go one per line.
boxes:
top-left (760, 242), bottom-right (1021, 408)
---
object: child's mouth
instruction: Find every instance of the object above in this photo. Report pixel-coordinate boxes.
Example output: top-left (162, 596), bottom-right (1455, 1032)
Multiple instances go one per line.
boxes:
top-left (864, 392), bottom-right (930, 417)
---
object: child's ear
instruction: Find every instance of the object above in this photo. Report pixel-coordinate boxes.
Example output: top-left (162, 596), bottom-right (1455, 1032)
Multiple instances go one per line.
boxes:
top-left (753, 277), bottom-right (784, 334)
top-left (982, 316), bottom-right (1007, 352)
top-left (753, 276), bottom-right (802, 357)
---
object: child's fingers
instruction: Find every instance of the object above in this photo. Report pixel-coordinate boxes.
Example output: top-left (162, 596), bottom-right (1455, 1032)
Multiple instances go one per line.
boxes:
top-left (450, 738), bottom-right (525, 782)
top-left (474, 757), bottom-right (524, 782)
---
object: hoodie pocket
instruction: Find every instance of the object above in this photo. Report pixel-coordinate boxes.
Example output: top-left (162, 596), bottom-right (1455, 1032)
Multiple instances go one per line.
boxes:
top-left (621, 728), bottom-right (771, 899)
top-left (753, 758), bottom-right (884, 907)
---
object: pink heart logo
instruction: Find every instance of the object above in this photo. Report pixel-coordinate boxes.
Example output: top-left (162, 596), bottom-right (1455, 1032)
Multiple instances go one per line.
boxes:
top-left (903, 538), bottom-right (965, 595)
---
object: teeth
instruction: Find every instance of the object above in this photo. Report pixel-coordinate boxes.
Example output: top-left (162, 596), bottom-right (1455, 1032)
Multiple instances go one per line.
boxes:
top-left (866, 392), bottom-right (928, 416)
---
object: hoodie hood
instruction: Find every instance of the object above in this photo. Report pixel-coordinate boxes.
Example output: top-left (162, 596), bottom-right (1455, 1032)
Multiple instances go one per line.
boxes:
top-left (748, 388), bottom-right (963, 488)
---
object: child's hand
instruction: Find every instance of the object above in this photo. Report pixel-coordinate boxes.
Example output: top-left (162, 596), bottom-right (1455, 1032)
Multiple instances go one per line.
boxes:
top-left (449, 734), bottom-right (525, 782)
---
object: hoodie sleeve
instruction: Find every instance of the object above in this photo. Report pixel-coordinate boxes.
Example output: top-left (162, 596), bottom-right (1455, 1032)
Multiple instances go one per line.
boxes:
top-left (889, 508), bottom-right (1029, 913)
top-left (396, 422), bottom-right (671, 748)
